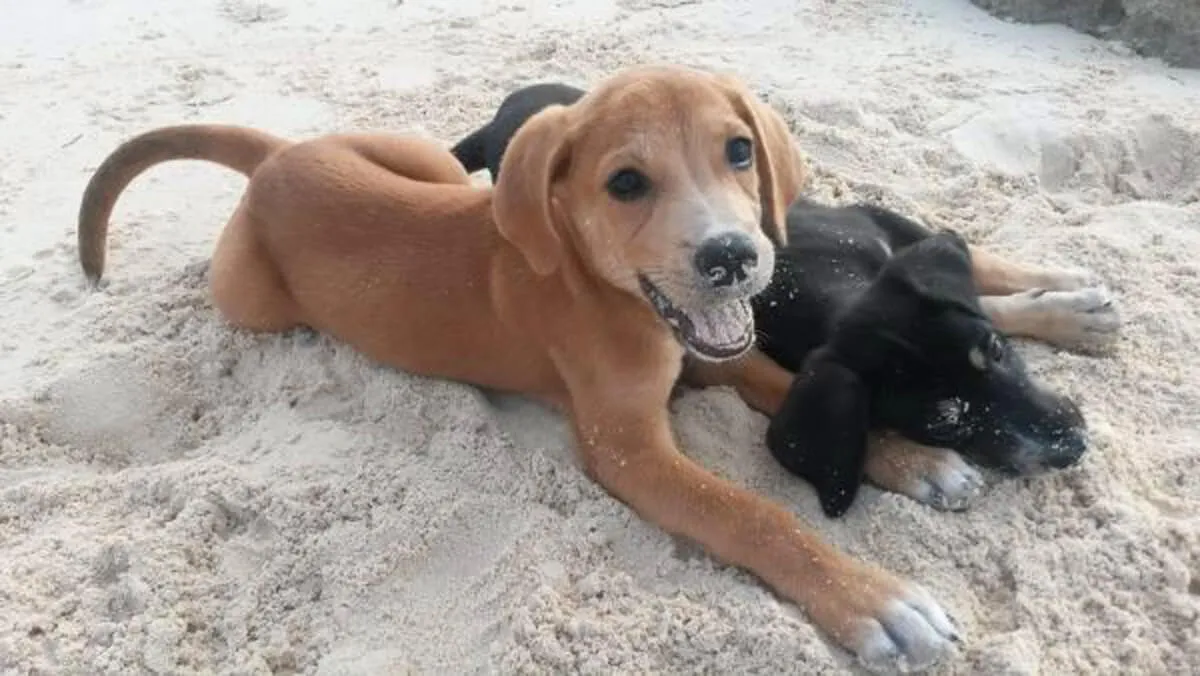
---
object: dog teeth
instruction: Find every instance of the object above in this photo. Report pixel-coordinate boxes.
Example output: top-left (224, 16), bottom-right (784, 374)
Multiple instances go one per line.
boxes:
top-left (687, 300), bottom-right (753, 349)
top-left (639, 274), bottom-right (753, 356)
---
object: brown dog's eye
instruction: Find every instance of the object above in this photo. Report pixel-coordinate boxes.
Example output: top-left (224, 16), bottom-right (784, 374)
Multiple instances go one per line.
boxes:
top-left (606, 168), bottom-right (650, 202)
top-left (726, 137), bottom-right (753, 170)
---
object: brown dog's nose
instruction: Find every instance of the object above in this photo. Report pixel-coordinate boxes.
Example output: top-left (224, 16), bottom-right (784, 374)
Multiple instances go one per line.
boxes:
top-left (694, 233), bottom-right (758, 288)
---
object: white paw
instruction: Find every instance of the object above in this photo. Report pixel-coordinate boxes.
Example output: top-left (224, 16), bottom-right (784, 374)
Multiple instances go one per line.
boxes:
top-left (855, 588), bottom-right (961, 673)
top-left (910, 450), bottom-right (984, 511)
top-left (1017, 286), bottom-right (1122, 353)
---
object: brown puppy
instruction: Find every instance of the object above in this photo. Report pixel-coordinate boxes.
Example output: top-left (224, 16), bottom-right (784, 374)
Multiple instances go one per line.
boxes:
top-left (78, 66), bottom-right (958, 672)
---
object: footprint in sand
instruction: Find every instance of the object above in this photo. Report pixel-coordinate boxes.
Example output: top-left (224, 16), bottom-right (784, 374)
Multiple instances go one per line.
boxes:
top-left (36, 356), bottom-right (202, 468)
top-left (218, 0), bottom-right (287, 25)
top-left (942, 101), bottom-right (1199, 204)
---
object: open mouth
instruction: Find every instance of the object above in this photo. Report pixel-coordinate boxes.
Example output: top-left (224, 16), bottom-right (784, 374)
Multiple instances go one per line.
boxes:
top-left (638, 274), bottom-right (755, 361)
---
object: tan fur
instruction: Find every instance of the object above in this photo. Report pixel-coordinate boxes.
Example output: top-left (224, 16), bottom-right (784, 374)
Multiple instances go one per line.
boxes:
top-left (864, 435), bottom-right (970, 500)
top-left (76, 66), bottom-right (954, 663)
top-left (683, 348), bottom-right (794, 415)
top-left (968, 245), bottom-right (1093, 295)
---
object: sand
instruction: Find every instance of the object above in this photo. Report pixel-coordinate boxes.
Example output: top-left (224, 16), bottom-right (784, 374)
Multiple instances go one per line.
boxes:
top-left (1, 0), bottom-right (1198, 673)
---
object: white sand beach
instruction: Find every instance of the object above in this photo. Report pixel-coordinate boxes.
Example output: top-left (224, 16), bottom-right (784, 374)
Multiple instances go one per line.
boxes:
top-left (1, 0), bottom-right (1197, 672)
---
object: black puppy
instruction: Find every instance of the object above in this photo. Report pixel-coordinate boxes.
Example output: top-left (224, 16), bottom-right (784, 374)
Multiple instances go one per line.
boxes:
top-left (756, 200), bottom-right (1087, 516)
top-left (450, 83), bottom-right (585, 181)
top-left (453, 82), bottom-right (1092, 518)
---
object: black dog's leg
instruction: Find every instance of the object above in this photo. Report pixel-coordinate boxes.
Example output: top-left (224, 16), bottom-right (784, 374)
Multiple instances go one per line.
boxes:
top-left (891, 222), bottom-right (1122, 353)
top-left (968, 246), bottom-right (1098, 296)
top-left (981, 290), bottom-right (1120, 354)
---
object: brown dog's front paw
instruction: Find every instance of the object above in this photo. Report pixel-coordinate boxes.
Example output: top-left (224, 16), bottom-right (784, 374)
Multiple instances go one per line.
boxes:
top-left (855, 592), bottom-right (960, 673)
top-left (807, 563), bottom-right (961, 673)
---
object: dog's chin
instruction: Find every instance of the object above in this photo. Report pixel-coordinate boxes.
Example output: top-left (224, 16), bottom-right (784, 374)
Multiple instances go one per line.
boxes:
top-left (637, 274), bottom-right (755, 362)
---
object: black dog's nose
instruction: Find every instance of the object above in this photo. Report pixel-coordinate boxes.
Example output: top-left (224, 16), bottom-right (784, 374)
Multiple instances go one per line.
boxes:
top-left (1046, 397), bottom-right (1088, 469)
top-left (694, 233), bottom-right (758, 288)
top-left (1045, 432), bottom-right (1088, 469)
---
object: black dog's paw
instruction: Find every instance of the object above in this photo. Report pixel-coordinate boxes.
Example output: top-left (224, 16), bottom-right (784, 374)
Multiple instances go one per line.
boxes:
top-left (865, 442), bottom-right (985, 512)
top-left (1037, 267), bottom-right (1103, 292)
top-left (1012, 286), bottom-right (1122, 354)
top-left (909, 449), bottom-right (984, 511)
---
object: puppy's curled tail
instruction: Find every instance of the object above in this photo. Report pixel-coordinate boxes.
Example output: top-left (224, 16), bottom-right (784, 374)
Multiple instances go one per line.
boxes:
top-left (449, 126), bottom-right (487, 175)
top-left (78, 124), bottom-right (288, 284)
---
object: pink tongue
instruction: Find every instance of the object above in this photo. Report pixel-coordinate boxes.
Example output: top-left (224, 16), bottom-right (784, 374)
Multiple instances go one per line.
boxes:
top-left (690, 300), bottom-right (751, 347)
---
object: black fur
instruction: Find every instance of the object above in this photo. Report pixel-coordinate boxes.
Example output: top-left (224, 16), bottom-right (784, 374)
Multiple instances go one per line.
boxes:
top-left (452, 83), bottom-right (1089, 519)
top-left (450, 83), bottom-right (585, 181)
top-left (760, 200), bottom-right (1086, 517)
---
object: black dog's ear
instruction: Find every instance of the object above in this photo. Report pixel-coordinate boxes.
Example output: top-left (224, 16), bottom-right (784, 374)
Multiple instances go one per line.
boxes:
top-left (885, 229), bottom-right (981, 315)
top-left (766, 349), bottom-right (870, 518)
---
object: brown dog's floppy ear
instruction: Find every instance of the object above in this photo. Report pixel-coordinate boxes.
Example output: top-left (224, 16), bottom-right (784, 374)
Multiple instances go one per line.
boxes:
top-left (491, 104), bottom-right (573, 276)
top-left (718, 76), bottom-right (809, 247)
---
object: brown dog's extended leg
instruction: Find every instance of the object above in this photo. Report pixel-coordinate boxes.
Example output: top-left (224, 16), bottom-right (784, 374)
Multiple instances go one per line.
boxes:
top-left (681, 348), bottom-right (793, 416)
top-left (864, 434), bottom-right (984, 511)
top-left (558, 331), bottom-right (958, 671)
top-left (570, 399), bottom-right (959, 669)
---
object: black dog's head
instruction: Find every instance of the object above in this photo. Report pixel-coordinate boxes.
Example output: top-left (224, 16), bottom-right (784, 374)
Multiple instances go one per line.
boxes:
top-left (767, 231), bottom-right (1088, 517)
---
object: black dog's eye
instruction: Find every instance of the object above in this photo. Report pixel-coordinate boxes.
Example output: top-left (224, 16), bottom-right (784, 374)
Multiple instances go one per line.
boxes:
top-left (606, 168), bottom-right (650, 202)
top-left (726, 137), bottom-right (754, 170)
top-left (986, 334), bottom-right (1005, 361)
top-left (969, 333), bottom-right (1005, 370)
